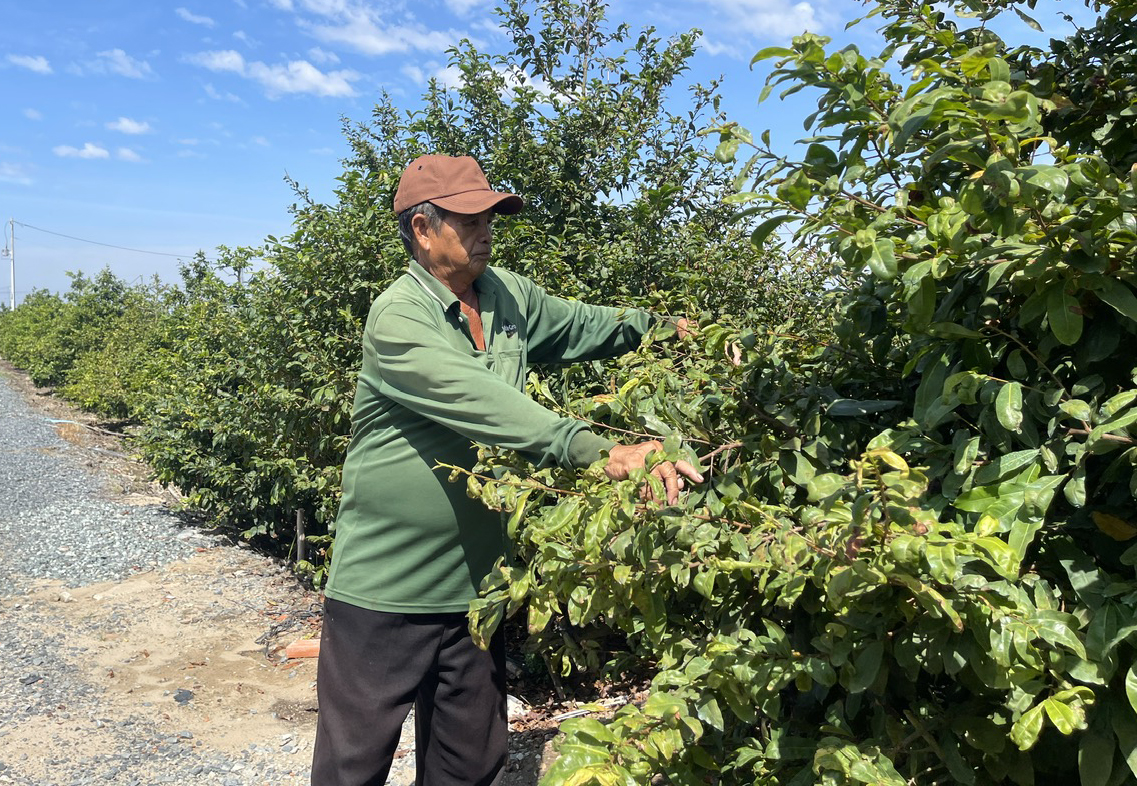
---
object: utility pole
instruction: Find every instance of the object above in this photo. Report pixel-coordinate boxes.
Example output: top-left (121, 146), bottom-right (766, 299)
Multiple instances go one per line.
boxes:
top-left (8, 219), bottom-right (13, 311)
top-left (2, 219), bottom-right (12, 310)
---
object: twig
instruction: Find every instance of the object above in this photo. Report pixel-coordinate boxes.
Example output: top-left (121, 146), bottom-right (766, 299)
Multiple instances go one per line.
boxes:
top-left (1067, 428), bottom-right (1136, 445)
top-left (700, 441), bottom-right (743, 462)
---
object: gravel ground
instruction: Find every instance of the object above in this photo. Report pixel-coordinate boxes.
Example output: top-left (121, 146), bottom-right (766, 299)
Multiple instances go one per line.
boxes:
top-left (0, 370), bottom-right (344, 786)
top-left (0, 368), bottom-right (555, 785)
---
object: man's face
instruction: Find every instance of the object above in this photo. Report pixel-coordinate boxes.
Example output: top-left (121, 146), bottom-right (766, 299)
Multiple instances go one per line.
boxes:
top-left (418, 208), bottom-right (494, 287)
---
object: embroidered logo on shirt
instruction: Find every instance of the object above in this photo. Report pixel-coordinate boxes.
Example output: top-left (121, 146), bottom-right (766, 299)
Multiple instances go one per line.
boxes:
top-left (503, 322), bottom-right (518, 337)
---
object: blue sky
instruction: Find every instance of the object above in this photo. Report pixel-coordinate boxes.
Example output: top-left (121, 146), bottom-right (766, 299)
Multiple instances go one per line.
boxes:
top-left (0, 0), bottom-right (1086, 305)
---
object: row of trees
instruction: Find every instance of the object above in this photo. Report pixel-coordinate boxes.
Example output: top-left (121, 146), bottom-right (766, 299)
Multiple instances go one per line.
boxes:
top-left (0, 0), bottom-right (820, 572)
top-left (2, 0), bottom-right (1135, 782)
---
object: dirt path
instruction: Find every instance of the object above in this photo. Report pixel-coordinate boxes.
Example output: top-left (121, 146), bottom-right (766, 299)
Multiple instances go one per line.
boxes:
top-left (0, 363), bottom-right (558, 785)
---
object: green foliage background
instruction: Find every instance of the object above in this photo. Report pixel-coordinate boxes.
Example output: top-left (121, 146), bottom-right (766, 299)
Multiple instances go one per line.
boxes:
top-left (2, 0), bottom-right (1136, 782)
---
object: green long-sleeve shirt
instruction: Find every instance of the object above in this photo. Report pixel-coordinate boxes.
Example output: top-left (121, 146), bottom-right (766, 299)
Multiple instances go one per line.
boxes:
top-left (324, 259), bottom-right (653, 613)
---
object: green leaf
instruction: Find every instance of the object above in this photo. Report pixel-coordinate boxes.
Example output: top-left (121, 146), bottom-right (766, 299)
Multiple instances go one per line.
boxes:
top-left (715, 138), bottom-right (741, 163)
top-left (696, 695), bottom-right (725, 731)
top-left (776, 170), bottom-right (813, 210)
top-left (1095, 278), bottom-right (1137, 323)
top-left (1047, 284), bottom-right (1084, 345)
top-left (807, 473), bottom-right (846, 500)
top-left (827, 398), bottom-right (902, 416)
top-left (1008, 513), bottom-right (1044, 562)
top-left (1126, 663), bottom-right (1137, 716)
top-left (1011, 703), bottom-right (1045, 750)
top-left (560, 717), bottom-right (617, 745)
top-left (751, 46), bottom-right (794, 64)
top-left (1060, 399), bottom-right (1094, 423)
top-left (867, 238), bottom-right (898, 280)
top-left (1042, 698), bottom-right (1081, 735)
top-left (1013, 6), bottom-right (1043, 30)
top-left (974, 449), bottom-right (1040, 485)
top-left (927, 322), bottom-right (984, 339)
top-left (847, 641), bottom-right (884, 693)
top-left (1033, 610), bottom-right (1088, 659)
top-left (954, 435), bottom-right (980, 475)
top-left (974, 536), bottom-right (1022, 579)
top-left (996, 381), bottom-right (1024, 433)
top-left (1021, 165), bottom-right (1069, 196)
top-left (505, 489), bottom-right (532, 538)
top-left (750, 215), bottom-right (795, 247)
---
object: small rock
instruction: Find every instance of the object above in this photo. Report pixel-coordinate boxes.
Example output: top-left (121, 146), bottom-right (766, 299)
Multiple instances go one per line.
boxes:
top-left (173, 689), bottom-right (194, 704)
top-left (20, 674), bottom-right (42, 686)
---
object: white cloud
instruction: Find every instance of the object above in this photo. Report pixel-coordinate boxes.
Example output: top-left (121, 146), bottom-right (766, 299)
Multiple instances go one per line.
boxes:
top-left (176, 7), bottom-right (216, 26)
top-left (296, 0), bottom-right (351, 14)
top-left (233, 30), bottom-right (257, 45)
top-left (190, 50), bottom-right (246, 72)
top-left (23, 108), bottom-right (43, 120)
top-left (267, 0), bottom-right (467, 57)
top-left (404, 61), bottom-right (542, 97)
top-left (106, 117), bottom-right (152, 134)
top-left (117, 147), bottom-right (144, 162)
top-left (7, 54), bottom-right (52, 74)
top-left (715, 0), bottom-right (822, 38)
top-left (93, 49), bottom-right (154, 79)
top-left (0, 163), bottom-right (33, 186)
top-left (442, 0), bottom-right (484, 15)
top-left (400, 63), bottom-right (460, 89)
top-left (178, 149), bottom-right (207, 159)
top-left (400, 64), bottom-right (426, 84)
top-left (699, 36), bottom-right (745, 58)
top-left (204, 83), bottom-right (243, 102)
top-left (307, 14), bottom-right (459, 56)
top-left (307, 46), bottom-right (339, 64)
top-left (188, 49), bottom-right (359, 97)
top-left (177, 138), bottom-right (200, 145)
top-left (252, 136), bottom-right (270, 147)
top-left (53, 142), bottom-right (111, 159)
top-left (433, 65), bottom-right (464, 91)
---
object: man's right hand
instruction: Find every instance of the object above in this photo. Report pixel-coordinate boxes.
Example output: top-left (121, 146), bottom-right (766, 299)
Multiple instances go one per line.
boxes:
top-left (605, 441), bottom-right (704, 505)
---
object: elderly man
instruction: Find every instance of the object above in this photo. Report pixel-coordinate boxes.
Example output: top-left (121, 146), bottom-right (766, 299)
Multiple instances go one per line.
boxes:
top-left (312, 154), bottom-right (701, 785)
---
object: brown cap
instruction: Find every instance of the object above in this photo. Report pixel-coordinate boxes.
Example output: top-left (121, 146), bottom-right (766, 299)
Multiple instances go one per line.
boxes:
top-left (393, 154), bottom-right (524, 216)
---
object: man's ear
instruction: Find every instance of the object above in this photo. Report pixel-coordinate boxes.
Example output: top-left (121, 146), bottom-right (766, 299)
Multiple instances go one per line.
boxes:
top-left (410, 213), bottom-right (434, 253)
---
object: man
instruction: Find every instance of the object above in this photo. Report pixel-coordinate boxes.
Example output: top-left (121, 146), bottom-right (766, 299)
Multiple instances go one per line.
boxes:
top-left (312, 154), bottom-right (701, 785)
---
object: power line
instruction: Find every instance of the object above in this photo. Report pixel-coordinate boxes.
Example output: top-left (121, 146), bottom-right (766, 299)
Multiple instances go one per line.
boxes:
top-left (13, 220), bottom-right (204, 259)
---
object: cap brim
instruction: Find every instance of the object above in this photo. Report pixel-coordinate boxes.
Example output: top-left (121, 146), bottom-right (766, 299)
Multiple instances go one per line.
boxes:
top-left (432, 191), bottom-right (524, 215)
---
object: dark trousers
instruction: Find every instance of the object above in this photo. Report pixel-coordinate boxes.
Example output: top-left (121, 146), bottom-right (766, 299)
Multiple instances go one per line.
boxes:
top-left (311, 598), bottom-right (507, 786)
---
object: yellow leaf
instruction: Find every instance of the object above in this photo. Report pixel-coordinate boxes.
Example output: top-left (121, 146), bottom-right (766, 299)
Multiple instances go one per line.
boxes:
top-left (1093, 511), bottom-right (1137, 541)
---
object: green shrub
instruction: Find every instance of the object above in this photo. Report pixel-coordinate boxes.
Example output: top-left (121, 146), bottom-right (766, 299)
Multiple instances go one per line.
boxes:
top-left (462, 1), bottom-right (1137, 783)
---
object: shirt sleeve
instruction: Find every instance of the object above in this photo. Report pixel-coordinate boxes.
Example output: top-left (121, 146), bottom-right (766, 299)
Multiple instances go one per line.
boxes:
top-left (369, 300), bottom-right (599, 469)
top-left (515, 275), bottom-right (656, 365)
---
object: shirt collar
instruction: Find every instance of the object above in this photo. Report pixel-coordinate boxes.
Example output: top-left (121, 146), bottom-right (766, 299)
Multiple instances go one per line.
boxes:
top-left (406, 258), bottom-right (460, 313)
top-left (405, 258), bottom-right (497, 314)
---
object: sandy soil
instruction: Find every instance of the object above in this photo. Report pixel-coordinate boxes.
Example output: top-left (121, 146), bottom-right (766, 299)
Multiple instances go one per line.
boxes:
top-left (0, 361), bottom-right (567, 784)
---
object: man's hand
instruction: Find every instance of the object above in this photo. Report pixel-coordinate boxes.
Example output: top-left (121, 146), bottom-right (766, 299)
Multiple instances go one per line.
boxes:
top-left (605, 441), bottom-right (704, 505)
top-left (672, 318), bottom-right (739, 364)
